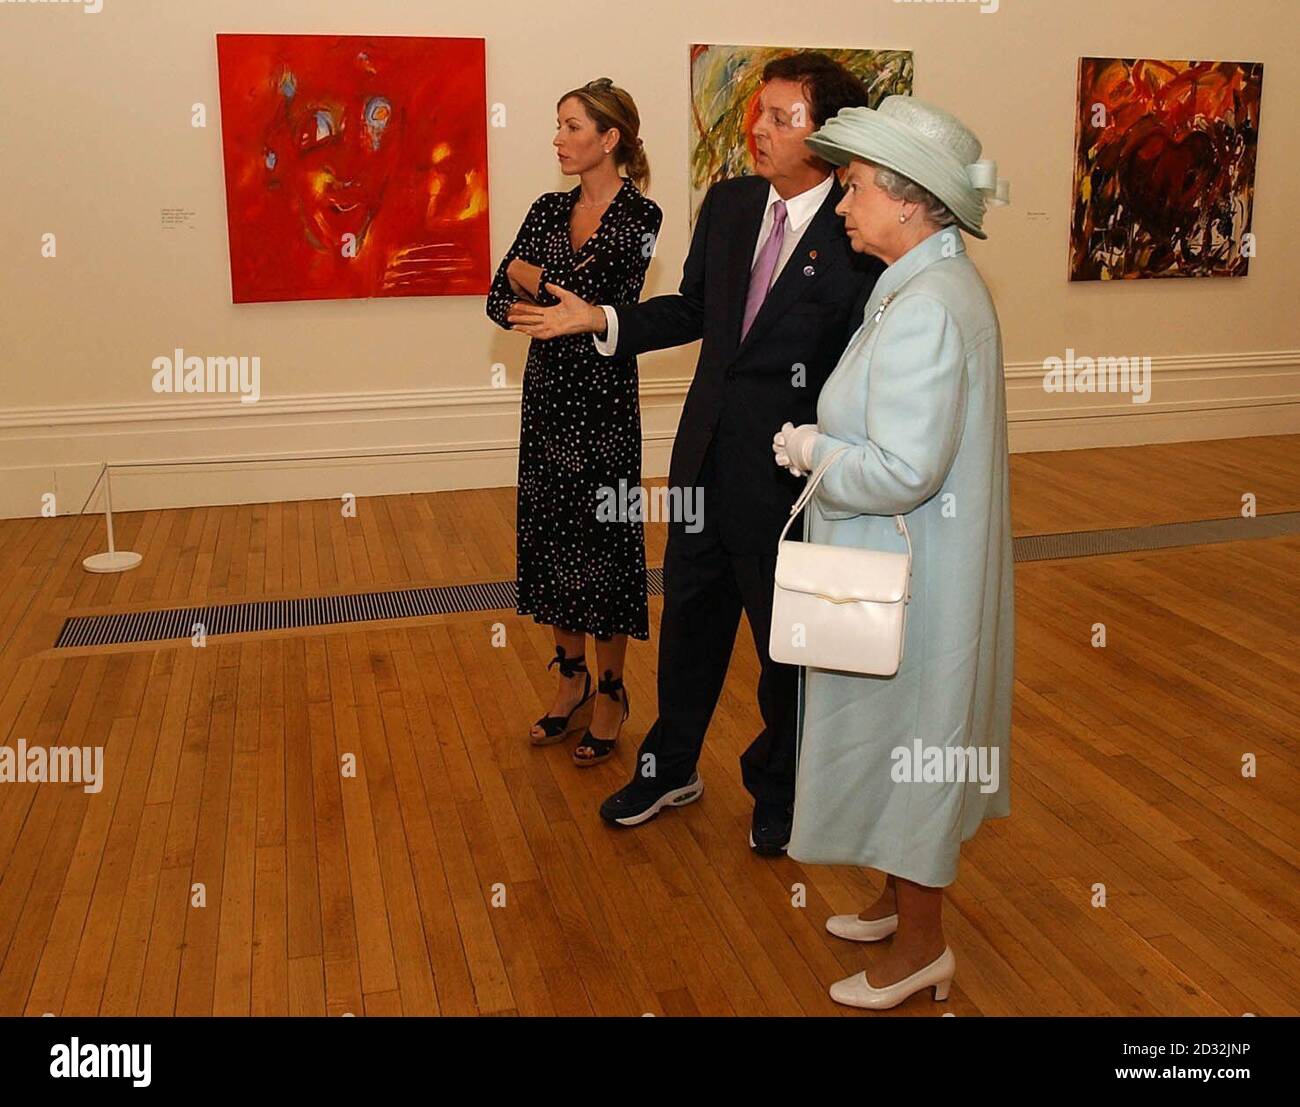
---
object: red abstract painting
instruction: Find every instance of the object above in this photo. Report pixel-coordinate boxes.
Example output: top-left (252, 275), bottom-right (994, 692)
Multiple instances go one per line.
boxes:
top-left (216, 34), bottom-right (490, 303)
top-left (1069, 57), bottom-right (1264, 281)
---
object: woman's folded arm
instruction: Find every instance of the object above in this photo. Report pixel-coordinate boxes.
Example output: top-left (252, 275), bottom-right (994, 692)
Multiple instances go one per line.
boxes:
top-left (486, 198), bottom-right (545, 329)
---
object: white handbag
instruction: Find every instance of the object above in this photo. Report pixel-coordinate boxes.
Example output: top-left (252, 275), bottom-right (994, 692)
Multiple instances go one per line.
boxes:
top-left (769, 445), bottom-right (913, 676)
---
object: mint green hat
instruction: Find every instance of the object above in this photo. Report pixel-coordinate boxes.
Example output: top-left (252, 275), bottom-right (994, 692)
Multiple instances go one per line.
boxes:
top-left (806, 95), bottom-right (1010, 239)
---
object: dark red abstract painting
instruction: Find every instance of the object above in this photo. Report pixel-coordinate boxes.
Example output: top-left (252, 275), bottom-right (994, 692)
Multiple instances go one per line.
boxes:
top-left (216, 34), bottom-right (490, 303)
top-left (1068, 58), bottom-right (1264, 281)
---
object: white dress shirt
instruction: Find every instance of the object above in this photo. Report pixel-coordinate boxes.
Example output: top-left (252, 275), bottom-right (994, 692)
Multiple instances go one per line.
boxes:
top-left (593, 172), bottom-right (835, 356)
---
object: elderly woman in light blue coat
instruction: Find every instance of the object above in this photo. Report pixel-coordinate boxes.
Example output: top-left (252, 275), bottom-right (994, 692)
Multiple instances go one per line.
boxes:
top-left (772, 97), bottom-right (1014, 1011)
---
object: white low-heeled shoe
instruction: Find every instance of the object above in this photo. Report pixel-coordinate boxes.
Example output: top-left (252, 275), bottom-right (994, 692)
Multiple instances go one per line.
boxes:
top-left (825, 913), bottom-right (899, 942)
top-left (829, 946), bottom-right (956, 1010)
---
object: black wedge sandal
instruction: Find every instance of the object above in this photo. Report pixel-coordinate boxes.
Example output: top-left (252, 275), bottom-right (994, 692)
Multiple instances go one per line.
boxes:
top-left (573, 669), bottom-right (629, 767)
top-left (529, 646), bottom-right (594, 747)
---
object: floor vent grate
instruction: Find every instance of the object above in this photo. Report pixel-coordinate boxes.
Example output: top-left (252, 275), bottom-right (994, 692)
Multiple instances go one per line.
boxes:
top-left (1010, 512), bottom-right (1299, 562)
top-left (52, 513), bottom-right (1298, 648)
top-left (55, 579), bottom-right (519, 648)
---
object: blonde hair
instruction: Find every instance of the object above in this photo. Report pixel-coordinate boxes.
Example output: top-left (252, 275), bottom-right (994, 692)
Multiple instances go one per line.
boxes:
top-left (558, 77), bottom-right (650, 193)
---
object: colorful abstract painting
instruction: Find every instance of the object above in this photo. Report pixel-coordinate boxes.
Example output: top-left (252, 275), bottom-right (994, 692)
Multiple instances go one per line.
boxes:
top-left (216, 34), bottom-right (490, 304)
top-left (689, 44), bottom-right (913, 223)
top-left (1069, 57), bottom-right (1264, 281)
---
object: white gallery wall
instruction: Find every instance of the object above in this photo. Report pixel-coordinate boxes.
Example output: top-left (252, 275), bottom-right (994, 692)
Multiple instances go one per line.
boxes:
top-left (1, 0), bottom-right (1297, 518)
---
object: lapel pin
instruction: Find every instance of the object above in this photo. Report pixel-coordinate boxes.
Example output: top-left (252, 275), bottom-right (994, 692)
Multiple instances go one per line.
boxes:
top-left (803, 265), bottom-right (815, 276)
top-left (809, 249), bottom-right (818, 259)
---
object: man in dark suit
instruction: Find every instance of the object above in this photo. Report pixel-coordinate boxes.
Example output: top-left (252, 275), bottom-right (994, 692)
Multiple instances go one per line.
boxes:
top-left (508, 53), bottom-right (884, 854)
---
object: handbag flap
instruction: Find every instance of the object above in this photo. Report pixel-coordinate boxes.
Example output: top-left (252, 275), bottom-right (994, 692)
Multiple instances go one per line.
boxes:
top-left (774, 539), bottom-right (909, 604)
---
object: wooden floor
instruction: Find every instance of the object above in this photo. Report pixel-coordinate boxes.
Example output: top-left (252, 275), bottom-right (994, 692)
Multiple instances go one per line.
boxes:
top-left (0, 435), bottom-right (1297, 1016)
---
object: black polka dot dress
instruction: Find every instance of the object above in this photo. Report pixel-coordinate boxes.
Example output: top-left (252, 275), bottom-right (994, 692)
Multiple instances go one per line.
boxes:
top-left (487, 179), bottom-right (662, 641)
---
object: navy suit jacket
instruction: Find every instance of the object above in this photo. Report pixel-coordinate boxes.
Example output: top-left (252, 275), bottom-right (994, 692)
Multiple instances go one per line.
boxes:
top-left (611, 174), bottom-right (884, 552)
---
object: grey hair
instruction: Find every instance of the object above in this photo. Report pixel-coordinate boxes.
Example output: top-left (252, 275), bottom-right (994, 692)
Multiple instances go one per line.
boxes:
top-left (869, 162), bottom-right (958, 229)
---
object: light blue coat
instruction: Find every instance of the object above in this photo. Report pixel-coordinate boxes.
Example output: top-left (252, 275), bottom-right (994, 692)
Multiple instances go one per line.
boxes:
top-left (786, 227), bottom-right (1014, 888)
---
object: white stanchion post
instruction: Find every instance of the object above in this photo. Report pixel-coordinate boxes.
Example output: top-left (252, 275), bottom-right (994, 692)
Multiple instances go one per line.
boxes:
top-left (83, 465), bottom-right (143, 573)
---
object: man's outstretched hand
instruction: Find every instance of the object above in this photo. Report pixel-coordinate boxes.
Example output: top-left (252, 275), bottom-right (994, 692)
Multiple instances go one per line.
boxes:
top-left (507, 284), bottom-right (607, 339)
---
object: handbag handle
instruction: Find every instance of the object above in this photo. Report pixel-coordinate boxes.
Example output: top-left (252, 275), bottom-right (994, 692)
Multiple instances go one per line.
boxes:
top-left (778, 445), bottom-right (914, 601)
top-left (776, 283), bottom-right (916, 590)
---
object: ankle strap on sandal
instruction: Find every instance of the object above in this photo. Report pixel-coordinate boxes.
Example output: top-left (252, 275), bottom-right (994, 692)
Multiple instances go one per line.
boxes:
top-left (548, 646), bottom-right (588, 679)
top-left (597, 671), bottom-right (628, 719)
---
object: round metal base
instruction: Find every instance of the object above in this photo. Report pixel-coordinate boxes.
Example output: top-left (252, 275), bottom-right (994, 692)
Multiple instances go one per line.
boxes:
top-left (83, 551), bottom-right (143, 574)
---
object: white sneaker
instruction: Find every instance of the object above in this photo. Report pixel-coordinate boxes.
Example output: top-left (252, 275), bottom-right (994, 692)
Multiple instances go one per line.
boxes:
top-left (829, 947), bottom-right (955, 1010)
top-left (825, 913), bottom-right (899, 942)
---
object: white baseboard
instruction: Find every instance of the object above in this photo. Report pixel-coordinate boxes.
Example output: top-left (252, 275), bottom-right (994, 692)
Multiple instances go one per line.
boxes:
top-left (2, 351), bottom-right (1296, 519)
top-left (1004, 349), bottom-right (1300, 451)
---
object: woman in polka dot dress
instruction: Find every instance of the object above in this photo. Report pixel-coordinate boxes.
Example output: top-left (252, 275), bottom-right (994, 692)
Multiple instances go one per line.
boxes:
top-left (486, 78), bottom-right (662, 766)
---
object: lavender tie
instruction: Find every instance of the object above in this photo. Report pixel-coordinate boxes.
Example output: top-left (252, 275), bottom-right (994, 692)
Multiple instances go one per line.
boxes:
top-left (740, 199), bottom-right (787, 340)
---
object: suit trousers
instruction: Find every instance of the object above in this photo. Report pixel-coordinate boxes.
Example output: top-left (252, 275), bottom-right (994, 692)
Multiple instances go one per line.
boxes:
top-left (634, 445), bottom-right (800, 805)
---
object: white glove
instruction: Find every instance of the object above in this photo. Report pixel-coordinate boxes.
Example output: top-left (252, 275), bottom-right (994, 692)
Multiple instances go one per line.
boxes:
top-left (772, 421), bottom-right (820, 477)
